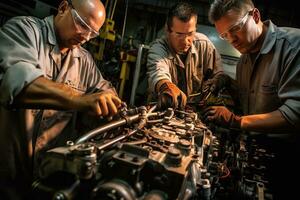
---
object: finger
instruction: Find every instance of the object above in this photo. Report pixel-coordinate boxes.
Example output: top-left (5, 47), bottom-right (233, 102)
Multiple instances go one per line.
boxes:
top-left (203, 109), bottom-right (216, 119)
top-left (203, 106), bottom-right (215, 114)
top-left (173, 95), bottom-right (178, 109)
top-left (99, 96), bottom-right (109, 116)
top-left (180, 92), bottom-right (187, 109)
top-left (93, 103), bottom-right (102, 116)
top-left (111, 95), bottom-right (122, 108)
top-left (106, 97), bottom-right (118, 116)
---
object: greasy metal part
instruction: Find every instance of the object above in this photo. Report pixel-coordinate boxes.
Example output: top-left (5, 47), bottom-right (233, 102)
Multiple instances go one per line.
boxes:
top-left (96, 129), bottom-right (138, 151)
top-left (204, 91), bottom-right (212, 101)
top-left (34, 105), bottom-right (274, 200)
top-left (88, 106), bottom-right (156, 151)
top-left (75, 114), bottom-right (139, 144)
top-left (188, 92), bottom-right (201, 98)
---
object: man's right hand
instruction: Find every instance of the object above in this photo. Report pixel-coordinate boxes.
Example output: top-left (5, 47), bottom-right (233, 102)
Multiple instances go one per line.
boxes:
top-left (157, 80), bottom-right (187, 109)
top-left (75, 91), bottom-right (122, 117)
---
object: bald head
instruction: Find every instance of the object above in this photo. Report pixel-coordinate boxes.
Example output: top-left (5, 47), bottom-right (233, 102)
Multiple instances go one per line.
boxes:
top-left (72, 0), bottom-right (106, 31)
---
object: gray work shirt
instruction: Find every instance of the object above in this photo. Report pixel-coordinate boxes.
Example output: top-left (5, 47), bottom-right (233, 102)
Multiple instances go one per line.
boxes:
top-left (237, 20), bottom-right (300, 128)
top-left (147, 33), bottom-right (223, 97)
top-left (0, 16), bottom-right (115, 185)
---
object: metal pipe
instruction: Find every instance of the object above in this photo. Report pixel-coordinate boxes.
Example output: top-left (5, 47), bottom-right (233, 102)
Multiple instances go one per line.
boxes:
top-left (97, 129), bottom-right (138, 151)
top-left (111, 0), bottom-right (118, 20)
top-left (75, 114), bottom-right (139, 144)
top-left (76, 105), bottom-right (156, 144)
top-left (129, 44), bottom-right (149, 106)
top-left (120, 0), bottom-right (129, 47)
top-left (95, 105), bottom-right (156, 151)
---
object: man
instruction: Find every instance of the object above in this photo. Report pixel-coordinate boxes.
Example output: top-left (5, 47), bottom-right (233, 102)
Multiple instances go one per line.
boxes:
top-left (0, 0), bottom-right (121, 199)
top-left (147, 2), bottom-right (228, 109)
top-left (207, 0), bottom-right (300, 199)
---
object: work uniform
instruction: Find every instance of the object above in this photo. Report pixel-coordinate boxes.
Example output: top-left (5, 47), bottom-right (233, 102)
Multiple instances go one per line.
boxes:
top-left (237, 20), bottom-right (300, 128)
top-left (236, 20), bottom-right (300, 199)
top-left (0, 16), bottom-right (116, 199)
top-left (147, 33), bottom-right (223, 97)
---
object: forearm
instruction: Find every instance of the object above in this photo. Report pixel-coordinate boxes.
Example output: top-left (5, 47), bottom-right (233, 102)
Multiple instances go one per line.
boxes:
top-left (13, 76), bottom-right (81, 110)
top-left (241, 110), bottom-right (293, 132)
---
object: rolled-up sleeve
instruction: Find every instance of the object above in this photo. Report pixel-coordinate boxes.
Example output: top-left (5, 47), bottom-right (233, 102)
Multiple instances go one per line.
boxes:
top-left (0, 18), bottom-right (44, 106)
top-left (278, 49), bottom-right (300, 126)
top-left (147, 42), bottom-right (172, 92)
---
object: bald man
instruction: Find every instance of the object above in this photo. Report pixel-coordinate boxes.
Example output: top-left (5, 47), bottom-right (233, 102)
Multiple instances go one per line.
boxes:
top-left (0, 0), bottom-right (121, 198)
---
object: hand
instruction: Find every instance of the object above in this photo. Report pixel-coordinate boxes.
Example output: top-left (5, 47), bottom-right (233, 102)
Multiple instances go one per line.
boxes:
top-left (76, 91), bottom-right (122, 117)
top-left (203, 106), bottom-right (241, 129)
top-left (158, 81), bottom-right (187, 109)
top-left (209, 74), bottom-right (231, 95)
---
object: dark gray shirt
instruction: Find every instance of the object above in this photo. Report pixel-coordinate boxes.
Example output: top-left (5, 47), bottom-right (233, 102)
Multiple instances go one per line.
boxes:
top-left (237, 20), bottom-right (300, 127)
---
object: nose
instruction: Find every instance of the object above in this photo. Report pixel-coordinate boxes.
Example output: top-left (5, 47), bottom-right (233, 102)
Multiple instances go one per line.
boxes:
top-left (84, 32), bottom-right (91, 41)
top-left (184, 36), bottom-right (192, 45)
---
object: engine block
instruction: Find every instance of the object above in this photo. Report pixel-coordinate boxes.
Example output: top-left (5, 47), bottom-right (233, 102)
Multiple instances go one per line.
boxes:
top-left (32, 105), bottom-right (273, 200)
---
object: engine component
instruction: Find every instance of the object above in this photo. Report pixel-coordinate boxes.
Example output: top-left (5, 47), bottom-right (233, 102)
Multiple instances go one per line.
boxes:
top-left (32, 105), bottom-right (273, 200)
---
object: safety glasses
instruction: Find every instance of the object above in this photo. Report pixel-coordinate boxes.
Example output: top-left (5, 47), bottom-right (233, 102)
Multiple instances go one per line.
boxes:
top-left (171, 30), bottom-right (196, 40)
top-left (219, 10), bottom-right (252, 40)
top-left (68, 0), bottom-right (99, 39)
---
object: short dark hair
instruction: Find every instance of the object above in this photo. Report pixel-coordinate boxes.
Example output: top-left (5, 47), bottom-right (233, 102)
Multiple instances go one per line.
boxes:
top-left (166, 2), bottom-right (198, 31)
top-left (208, 0), bottom-right (254, 24)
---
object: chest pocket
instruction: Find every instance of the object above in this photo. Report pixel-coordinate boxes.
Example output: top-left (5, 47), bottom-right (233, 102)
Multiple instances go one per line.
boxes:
top-left (260, 84), bottom-right (277, 94)
top-left (256, 84), bottom-right (280, 113)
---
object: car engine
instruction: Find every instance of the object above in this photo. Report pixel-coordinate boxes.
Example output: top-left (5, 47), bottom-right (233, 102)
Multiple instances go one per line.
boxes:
top-left (32, 104), bottom-right (274, 200)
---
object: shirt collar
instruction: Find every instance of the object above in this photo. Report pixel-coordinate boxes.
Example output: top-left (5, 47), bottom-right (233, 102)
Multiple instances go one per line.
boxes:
top-left (260, 20), bottom-right (277, 54)
top-left (45, 16), bottom-right (82, 58)
top-left (45, 16), bottom-right (57, 46)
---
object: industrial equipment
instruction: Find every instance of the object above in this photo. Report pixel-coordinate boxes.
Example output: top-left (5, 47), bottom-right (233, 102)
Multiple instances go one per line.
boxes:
top-left (32, 104), bottom-right (274, 200)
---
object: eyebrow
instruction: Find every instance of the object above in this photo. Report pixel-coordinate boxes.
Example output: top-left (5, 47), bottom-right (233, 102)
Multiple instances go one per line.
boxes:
top-left (173, 30), bottom-right (196, 34)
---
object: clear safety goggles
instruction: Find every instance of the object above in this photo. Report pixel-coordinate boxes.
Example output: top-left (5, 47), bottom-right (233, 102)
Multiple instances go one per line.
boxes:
top-left (68, 0), bottom-right (99, 39)
top-left (219, 10), bottom-right (252, 40)
top-left (172, 30), bottom-right (196, 39)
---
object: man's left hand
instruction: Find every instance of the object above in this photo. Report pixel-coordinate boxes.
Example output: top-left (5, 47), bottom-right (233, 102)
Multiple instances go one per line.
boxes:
top-left (203, 106), bottom-right (241, 129)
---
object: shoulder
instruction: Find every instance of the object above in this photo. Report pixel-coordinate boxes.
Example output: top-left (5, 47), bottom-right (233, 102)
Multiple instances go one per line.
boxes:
top-left (276, 26), bottom-right (300, 49)
top-left (2, 16), bottom-right (48, 39)
top-left (4, 16), bottom-right (45, 29)
top-left (149, 37), bottom-right (171, 58)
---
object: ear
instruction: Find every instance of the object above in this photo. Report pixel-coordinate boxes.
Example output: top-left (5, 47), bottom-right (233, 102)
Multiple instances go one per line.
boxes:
top-left (58, 0), bottom-right (69, 15)
top-left (252, 8), bottom-right (261, 24)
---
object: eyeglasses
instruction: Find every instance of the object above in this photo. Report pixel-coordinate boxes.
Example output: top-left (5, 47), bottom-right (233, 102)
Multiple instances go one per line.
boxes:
top-left (67, 0), bottom-right (99, 39)
top-left (219, 11), bottom-right (251, 40)
top-left (170, 29), bottom-right (196, 39)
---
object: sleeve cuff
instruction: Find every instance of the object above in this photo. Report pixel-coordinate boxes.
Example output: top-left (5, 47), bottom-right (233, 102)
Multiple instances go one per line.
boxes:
top-left (279, 99), bottom-right (300, 126)
top-left (0, 62), bottom-right (44, 106)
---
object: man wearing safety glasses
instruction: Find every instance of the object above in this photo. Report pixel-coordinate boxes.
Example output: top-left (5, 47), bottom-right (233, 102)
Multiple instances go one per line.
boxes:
top-left (147, 2), bottom-right (230, 110)
top-left (205, 0), bottom-right (300, 199)
top-left (0, 0), bottom-right (121, 199)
